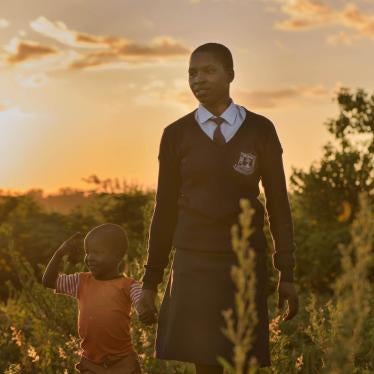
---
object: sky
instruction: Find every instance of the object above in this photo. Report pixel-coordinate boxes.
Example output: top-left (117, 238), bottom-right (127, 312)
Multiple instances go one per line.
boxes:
top-left (0, 0), bottom-right (373, 194)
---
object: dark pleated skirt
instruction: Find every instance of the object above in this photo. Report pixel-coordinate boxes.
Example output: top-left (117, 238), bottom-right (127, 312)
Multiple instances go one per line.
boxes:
top-left (155, 247), bottom-right (270, 368)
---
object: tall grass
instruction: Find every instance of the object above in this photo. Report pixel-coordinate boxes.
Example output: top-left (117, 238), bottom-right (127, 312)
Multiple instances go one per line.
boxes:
top-left (0, 214), bottom-right (193, 373)
top-left (304, 193), bottom-right (374, 373)
top-left (0, 194), bottom-right (373, 373)
top-left (219, 199), bottom-right (259, 374)
top-left (220, 193), bottom-right (374, 374)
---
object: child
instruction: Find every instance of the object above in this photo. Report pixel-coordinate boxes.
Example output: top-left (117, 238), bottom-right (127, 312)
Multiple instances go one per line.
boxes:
top-left (42, 223), bottom-right (143, 374)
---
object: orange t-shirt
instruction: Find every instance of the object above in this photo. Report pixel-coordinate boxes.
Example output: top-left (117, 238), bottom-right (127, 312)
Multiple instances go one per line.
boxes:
top-left (55, 272), bottom-right (141, 364)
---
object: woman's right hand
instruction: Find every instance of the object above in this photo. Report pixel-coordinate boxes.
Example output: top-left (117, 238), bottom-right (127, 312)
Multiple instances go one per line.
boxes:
top-left (138, 289), bottom-right (158, 325)
top-left (58, 232), bottom-right (84, 256)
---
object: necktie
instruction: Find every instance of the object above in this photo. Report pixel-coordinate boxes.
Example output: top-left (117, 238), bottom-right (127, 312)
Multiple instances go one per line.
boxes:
top-left (211, 117), bottom-right (226, 145)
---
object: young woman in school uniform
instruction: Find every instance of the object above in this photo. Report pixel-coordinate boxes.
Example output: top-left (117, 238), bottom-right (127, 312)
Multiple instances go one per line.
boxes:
top-left (138, 43), bottom-right (299, 374)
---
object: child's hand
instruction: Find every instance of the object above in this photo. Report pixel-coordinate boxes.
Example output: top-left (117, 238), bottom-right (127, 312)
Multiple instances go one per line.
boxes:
top-left (138, 289), bottom-right (158, 325)
top-left (58, 232), bottom-right (84, 256)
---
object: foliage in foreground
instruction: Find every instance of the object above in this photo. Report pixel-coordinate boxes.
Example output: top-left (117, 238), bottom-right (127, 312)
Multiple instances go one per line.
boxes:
top-left (0, 88), bottom-right (373, 372)
top-left (0, 193), bottom-right (373, 373)
top-left (218, 194), bottom-right (374, 374)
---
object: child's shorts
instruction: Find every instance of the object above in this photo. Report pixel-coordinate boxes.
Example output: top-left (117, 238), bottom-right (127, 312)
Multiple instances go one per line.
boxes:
top-left (75, 352), bottom-right (142, 374)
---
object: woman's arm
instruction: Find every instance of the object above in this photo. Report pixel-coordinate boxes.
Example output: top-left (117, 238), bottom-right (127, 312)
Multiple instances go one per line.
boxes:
top-left (260, 120), bottom-right (296, 282)
top-left (142, 126), bottom-right (181, 291)
top-left (42, 232), bottom-right (83, 289)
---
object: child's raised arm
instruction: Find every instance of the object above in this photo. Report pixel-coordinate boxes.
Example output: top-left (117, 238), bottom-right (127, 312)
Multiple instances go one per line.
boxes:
top-left (42, 232), bottom-right (83, 289)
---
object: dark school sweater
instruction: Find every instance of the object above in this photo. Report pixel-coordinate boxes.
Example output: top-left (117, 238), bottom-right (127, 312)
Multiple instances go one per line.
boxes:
top-left (142, 108), bottom-right (296, 291)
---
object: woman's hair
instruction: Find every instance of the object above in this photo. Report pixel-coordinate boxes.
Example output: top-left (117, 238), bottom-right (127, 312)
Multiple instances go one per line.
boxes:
top-left (84, 223), bottom-right (128, 262)
top-left (191, 42), bottom-right (234, 72)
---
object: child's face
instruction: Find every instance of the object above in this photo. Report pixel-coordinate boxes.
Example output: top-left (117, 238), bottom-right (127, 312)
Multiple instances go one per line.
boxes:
top-left (84, 236), bottom-right (121, 279)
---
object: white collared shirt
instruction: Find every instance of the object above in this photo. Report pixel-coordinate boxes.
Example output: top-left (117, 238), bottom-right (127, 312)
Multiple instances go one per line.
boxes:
top-left (194, 99), bottom-right (246, 142)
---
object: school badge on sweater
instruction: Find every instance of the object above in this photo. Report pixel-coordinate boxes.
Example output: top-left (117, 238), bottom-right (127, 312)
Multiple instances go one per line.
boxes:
top-left (233, 152), bottom-right (256, 175)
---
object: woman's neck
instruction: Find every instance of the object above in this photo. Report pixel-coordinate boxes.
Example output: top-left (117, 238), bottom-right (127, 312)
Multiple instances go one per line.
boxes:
top-left (203, 96), bottom-right (231, 116)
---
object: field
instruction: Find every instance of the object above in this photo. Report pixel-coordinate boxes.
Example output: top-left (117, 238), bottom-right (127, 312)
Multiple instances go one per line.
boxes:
top-left (0, 88), bottom-right (373, 373)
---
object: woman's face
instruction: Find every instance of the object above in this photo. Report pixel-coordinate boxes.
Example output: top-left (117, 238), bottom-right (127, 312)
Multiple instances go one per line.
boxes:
top-left (188, 51), bottom-right (233, 106)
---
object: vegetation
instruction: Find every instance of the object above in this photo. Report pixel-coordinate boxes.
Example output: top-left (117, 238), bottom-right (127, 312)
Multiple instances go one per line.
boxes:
top-left (219, 199), bottom-right (259, 374)
top-left (0, 88), bottom-right (373, 373)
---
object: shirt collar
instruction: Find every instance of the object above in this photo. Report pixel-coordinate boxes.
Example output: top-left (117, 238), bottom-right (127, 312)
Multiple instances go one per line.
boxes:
top-left (197, 99), bottom-right (238, 126)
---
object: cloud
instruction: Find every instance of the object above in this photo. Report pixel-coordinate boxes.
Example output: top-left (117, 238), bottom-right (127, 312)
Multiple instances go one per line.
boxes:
top-left (30, 17), bottom-right (189, 57)
top-left (1, 36), bottom-right (188, 72)
top-left (69, 36), bottom-right (190, 70)
top-left (2, 17), bottom-right (190, 72)
top-left (235, 84), bottom-right (329, 108)
top-left (134, 80), bottom-right (330, 110)
top-left (28, 17), bottom-right (190, 70)
top-left (134, 80), bottom-right (195, 110)
top-left (0, 19), bottom-right (10, 28)
top-left (4, 38), bottom-right (58, 64)
top-left (275, 0), bottom-right (333, 30)
top-left (30, 16), bottom-right (115, 49)
top-left (16, 72), bottom-right (48, 88)
top-left (340, 3), bottom-right (374, 38)
top-left (268, 0), bottom-right (374, 43)
top-left (1, 38), bottom-right (81, 72)
top-left (326, 30), bottom-right (356, 45)
top-left (0, 105), bottom-right (35, 122)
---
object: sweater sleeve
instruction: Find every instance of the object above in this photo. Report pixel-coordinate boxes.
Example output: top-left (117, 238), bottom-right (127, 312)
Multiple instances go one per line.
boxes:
top-left (142, 127), bottom-right (180, 291)
top-left (260, 120), bottom-right (296, 282)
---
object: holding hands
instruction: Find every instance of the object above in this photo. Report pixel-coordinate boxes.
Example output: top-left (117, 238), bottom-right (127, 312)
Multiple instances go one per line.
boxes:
top-left (137, 289), bottom-right (158, 325)
top-left (136, 280), bottom-right (299, 326)
top-left (277, 281), bottom-right (299, 321)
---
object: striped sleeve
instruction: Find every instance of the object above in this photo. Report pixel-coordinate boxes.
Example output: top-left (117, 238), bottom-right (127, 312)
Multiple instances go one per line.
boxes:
top-left (129, 281), bottom-right (142, 313)
top-left (54, 273), bottom-right (80, 299)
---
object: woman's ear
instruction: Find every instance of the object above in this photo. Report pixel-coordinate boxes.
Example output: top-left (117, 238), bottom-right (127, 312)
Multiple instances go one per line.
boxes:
top-left (229, 69), bottom-right (235, 83)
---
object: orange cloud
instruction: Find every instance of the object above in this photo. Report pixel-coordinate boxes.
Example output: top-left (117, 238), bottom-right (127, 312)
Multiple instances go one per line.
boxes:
top-left (275, 0), bottom-right (333, 30)
top-left (29, 17), bottom-right (190, 70)
top-left (2, 17), bottom-right (189, 71)
top-left (326, 31), bottom-right (356, 46)
top-left (235, 85), bottom-right (329, 108)
top-left (270, 0), bottom-right (374, 43)
top-left (340, 3), bottom-right (374, 38)
top-left (30, 16), bottom-right (117, 49)
top-left (4, 38), bottom-right (58, 64)
top-left (117, 36), bottom-right (190, 57)
top-left (133, 79), bottom-right (195, 110)
top-left (135, 82), bottom-right (330, 110)
top-left (277, 18), bottom-right (320, 29)
top-left (69, 36), bottom-right (189, 70)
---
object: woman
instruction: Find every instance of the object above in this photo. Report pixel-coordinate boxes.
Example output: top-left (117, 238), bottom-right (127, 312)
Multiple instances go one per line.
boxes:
top-left (138, 43), bottom-right (299, 374)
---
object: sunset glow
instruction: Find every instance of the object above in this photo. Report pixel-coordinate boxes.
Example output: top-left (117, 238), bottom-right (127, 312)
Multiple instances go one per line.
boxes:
top-left (1, 0), bottom-right (373, 194)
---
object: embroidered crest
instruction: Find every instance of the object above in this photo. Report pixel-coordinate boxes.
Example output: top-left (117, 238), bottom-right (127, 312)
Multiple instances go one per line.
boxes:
top-left (233, 152), bottom-right (256, 175)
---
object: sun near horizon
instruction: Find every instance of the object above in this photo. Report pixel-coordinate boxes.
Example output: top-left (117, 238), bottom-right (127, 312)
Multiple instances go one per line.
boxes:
top-left (1, 0), bottom-right (373, 195)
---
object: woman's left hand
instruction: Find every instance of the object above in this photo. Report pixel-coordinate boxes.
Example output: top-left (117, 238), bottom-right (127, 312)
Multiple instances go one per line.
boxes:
top-left (277, 281), bottom-right (299, 321)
